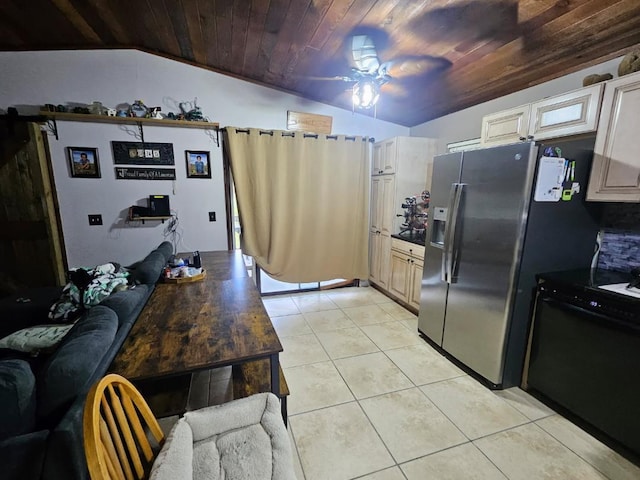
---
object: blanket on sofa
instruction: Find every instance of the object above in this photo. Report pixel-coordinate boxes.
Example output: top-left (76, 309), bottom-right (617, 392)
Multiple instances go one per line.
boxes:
top-left (48, 264), bottom-right (129, 321)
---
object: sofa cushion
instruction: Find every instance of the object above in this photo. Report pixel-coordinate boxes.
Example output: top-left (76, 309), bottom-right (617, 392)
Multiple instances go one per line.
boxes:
top-left (0, 359), bottom-right (37, 440)
top-left (98, 285), bottom-right (150, 328)
top-left (0, 324), bottom-right (75, 355)
top-left (36, 306), bottom-right (118, 426)
top-left (149, 418), bottom-right (193, 480)
top-left (0, 429), bottom-right (49, 480)
top-left (132, 251), bottom-right (166, 285)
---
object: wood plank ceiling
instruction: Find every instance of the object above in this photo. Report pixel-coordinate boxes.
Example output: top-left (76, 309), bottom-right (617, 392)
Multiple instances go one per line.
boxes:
top-left (1, 0), bottom-right (640, 127)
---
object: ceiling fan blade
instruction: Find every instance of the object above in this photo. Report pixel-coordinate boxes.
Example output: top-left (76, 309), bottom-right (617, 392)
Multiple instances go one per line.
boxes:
top-left (381, 56), bottom-right (452, 78)
top-left (294, 74), bottom-right (354, 82)
top-left (381, 82), bottom-right (411, 98)
top-left (350, 35), bottom-right (380, 74)
top-left (381, 56), bottom-right (450, 78)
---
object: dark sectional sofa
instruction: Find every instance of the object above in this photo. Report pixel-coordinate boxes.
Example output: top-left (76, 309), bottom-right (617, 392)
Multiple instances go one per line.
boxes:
top-left (0, 241), bottom-right (173, 480)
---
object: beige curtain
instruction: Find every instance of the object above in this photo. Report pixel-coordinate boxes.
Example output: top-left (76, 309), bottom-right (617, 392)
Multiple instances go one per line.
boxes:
top-left (224, 128), bottom-right (370, 283)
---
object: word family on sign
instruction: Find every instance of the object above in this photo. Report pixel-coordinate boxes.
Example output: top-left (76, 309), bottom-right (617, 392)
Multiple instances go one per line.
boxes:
top-left (115, 167), bottom-right (176, 180)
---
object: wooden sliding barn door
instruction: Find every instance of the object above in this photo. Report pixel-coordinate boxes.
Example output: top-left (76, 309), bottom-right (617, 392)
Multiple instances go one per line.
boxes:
top-left (0, 120), bottom-right (66, 293)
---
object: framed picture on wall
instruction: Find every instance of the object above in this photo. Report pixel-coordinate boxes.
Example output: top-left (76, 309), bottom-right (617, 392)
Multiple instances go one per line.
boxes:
top-left (68, 147), bottom-right (101, 178)
top-left (185, 150), bottom-right (211, 178)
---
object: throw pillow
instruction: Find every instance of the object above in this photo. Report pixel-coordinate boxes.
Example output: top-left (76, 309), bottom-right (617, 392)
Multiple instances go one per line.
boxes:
top-left (0, 324), bottom-right (75, 355)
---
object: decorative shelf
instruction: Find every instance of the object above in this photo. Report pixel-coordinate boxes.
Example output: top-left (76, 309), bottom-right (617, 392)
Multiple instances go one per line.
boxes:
top-left (40, 111), bottom-right (219, 130)
top-left (128, 215), bottom-right (171, 224)
top-left (40, 111), bottom-right (220, 145)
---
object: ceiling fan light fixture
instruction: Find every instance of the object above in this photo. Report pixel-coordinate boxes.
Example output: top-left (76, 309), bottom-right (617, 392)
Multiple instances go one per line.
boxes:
top-left (352, 79), bottom-right (380, 109)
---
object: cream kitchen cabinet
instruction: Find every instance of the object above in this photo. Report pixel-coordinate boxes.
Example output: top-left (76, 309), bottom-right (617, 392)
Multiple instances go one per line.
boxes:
top-left (480, 104), bottom-right (531, 147)
top-left (370, 231), bottom-right (392, 288)
top-left (369, 137), bottom-right (436, 290)
top-left (529, 83), bottom-right (603, 140)
top-left (480, 84), bottom-right (604, 146)
top-left (388, 239), bottom-right (425, 311)
top-left (372, 139), bottom-right (396, 175)
top-left (371, 136), bottom-right (434, 176)
top-left (370, 175), bottom-right (395, 288)
top-left (370, 175), bottom-right (396, 235)
top-left (587, 71), bottom-right (640, 202)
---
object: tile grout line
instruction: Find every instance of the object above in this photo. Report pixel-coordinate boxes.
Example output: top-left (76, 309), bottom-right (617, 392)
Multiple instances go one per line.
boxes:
top-left (287, 423), bottom-right (307, 480)
top-left (529, 421), bottom-right (617, 480)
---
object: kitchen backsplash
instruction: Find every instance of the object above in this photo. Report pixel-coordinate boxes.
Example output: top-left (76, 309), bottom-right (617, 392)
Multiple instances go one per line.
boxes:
top-left (597, 204), bottom-right (640, 272)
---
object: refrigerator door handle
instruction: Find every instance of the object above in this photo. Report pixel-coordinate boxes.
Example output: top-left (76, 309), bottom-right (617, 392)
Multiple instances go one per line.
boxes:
top-left (442, 183), bottom-right (459, 283)
top-left (449, 183), bottom-right (466, 283)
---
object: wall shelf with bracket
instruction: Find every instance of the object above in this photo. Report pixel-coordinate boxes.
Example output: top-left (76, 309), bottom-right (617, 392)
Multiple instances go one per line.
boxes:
top-left (40, 111), bottom-right (220, 146)
top-left (128, 215), bottom-right (172, 225)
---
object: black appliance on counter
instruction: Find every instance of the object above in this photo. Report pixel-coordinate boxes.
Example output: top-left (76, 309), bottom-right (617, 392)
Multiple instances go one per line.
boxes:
top-left (525, 269), bottom-right (640, 458)
top-left (398, 191), bottom-right (429, 236)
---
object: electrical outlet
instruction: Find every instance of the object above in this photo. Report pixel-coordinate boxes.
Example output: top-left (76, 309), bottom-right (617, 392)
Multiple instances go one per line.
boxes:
top-left (88, 214), bottom-right (103, 226)
top-left (208, 211), bottom-right (216, 222)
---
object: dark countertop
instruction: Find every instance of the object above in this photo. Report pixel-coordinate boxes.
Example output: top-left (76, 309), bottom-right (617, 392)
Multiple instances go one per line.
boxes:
top-left (537, 268), bottom-right (632, 289)
top-left (537, 268), bottom-right (640, 306)
top-left (391, 232), bottom-right (426, 246)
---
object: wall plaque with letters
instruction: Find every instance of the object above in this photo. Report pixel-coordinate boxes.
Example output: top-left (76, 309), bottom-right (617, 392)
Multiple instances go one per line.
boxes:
top-left (112, 141), bottom-right (174, 165)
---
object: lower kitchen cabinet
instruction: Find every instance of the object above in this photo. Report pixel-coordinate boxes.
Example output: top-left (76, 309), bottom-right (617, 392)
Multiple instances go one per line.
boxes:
top-left (387, 239), bottom-right (425, 311)
top-left (370, 231), bottom-right (391, 289)
top-left (389, 249), bottom-right (411, 301)
top-left (409, 257), bottom-right (424, 310)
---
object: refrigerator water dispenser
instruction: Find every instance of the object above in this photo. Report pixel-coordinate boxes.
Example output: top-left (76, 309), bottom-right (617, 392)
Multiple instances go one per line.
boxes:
top-left (430, 207), bottom-right (447, 247)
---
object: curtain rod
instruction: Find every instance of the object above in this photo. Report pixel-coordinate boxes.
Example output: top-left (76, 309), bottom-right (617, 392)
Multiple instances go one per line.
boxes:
top-left (222, 127), bottom-right (375, 143)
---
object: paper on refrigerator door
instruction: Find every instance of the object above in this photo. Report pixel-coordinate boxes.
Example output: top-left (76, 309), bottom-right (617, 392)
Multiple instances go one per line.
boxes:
top-left (534, 156), bottom-right (565, 202)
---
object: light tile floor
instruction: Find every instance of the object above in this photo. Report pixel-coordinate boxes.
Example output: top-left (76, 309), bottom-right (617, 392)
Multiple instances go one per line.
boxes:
top-left (262, 286), bottom-right (640, 480)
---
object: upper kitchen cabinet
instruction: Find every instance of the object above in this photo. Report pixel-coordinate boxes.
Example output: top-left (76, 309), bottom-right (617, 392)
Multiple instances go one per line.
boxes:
top-left (480, 104), bottom-right (530, 147)
top-left (587, 71), bottom-right (640, 202)
top-left (372, 139), bottom-right (395, 175)
top-left (480, 84), bottom-right (604, 146)
top-left (529, 84), bottom-right (603, 140)
top-left (372, 136), bottom-right (433, 176)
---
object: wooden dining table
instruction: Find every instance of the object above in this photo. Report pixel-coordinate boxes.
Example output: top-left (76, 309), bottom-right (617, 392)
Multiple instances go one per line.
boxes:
top-left (110, 250), bottom-right (284, 415)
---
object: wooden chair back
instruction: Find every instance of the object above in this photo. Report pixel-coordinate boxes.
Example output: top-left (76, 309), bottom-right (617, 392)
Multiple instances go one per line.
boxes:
top-left (83, 374), bottom-right (165, 480)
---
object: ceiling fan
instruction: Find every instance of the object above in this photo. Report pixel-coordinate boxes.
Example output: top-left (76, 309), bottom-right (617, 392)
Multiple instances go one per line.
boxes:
top-left (304, 34), bottom-right (451, 110)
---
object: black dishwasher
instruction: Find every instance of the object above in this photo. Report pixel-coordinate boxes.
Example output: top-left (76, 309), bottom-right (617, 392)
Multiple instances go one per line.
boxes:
top-left (527, 270), bottom-right (640, 457)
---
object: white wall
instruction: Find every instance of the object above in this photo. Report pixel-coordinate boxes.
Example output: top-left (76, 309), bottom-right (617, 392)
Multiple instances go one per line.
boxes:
top-left (410, 57), bottom-right (623, 153)
top-left (0, 49), bottom-right (408, 267)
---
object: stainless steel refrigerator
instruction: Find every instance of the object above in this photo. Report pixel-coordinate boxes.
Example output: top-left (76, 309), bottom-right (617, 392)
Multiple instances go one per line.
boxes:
top-left (418, 138), bottom-right (602, 388)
